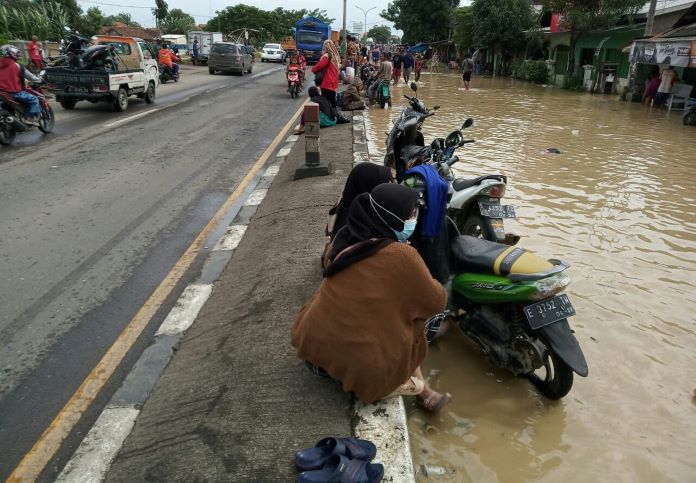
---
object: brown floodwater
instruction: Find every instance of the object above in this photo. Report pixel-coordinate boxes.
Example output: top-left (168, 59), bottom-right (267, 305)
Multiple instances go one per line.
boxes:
top-left (363, 73), bottom-right (696, 482)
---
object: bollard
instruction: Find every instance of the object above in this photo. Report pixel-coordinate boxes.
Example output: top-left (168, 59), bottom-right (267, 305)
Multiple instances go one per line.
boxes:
top-left (294, 102), bottom-right (331, 179)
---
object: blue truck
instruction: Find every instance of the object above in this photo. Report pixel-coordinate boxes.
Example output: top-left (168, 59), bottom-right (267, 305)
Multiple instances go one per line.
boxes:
top-left (294, 17), bottom-right (332, 64)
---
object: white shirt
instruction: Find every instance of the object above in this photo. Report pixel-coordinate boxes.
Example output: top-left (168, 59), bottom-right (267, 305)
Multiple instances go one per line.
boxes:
top-left (658, 69), bottom-right (676, 94)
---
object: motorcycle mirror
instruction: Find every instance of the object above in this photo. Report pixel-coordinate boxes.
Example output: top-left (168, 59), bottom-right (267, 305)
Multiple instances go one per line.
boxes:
top-left (433, 106), bottom-right (440, 110)
top-left (64, 26), bottom-right (71, 32)
top-left (39, 70), bottom-right (46, 77)
top-left (445, 131), bottom-right (464, 148)
top-left (410, 82), bottom-right (417, 92)
top-left (462, 117), bottom-right (474, 129)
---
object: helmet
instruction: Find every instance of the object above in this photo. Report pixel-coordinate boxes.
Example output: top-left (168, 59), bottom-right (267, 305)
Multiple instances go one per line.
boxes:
top-left (1, 45), bottom-right (20, 60)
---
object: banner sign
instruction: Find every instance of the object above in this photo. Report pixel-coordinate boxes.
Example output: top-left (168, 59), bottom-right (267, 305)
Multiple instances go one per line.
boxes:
top-left (630, 40), bottom-right (692, 67)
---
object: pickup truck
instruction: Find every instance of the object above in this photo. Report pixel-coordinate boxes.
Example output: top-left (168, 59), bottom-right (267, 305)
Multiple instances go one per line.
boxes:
top-left (44, 36), bottom-right (159, 112)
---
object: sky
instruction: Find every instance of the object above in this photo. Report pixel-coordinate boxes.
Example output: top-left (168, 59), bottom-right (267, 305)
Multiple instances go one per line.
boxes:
top-left (77, 0), bottom-right (403, 35)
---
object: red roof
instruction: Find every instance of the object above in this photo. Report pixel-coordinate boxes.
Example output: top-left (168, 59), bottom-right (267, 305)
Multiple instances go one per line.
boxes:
top-left (99, 23), bottom-right (159, 41)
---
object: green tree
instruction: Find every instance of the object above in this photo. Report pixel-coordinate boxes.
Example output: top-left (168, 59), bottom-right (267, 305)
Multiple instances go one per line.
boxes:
top-left (453, 6), bottom-right (474, 50)
top-left (367, 25), bottom-right (391, 44)
top-left (161, 8), bottom-right (195, 34)
top-left (471, 0), bottom-right (534, 74)
top-left (104, 12), bottom-right (141, 27)
top-left (48, 0), bottom-right (83, 29)
top-left (381, 0), bottom-right (459, 44)
top-left (305, 9), bottom-right (335, 24)
top-left (542, 0), bottom-right (645, 75)
top-left (79, 6), bottom-right (105, 36)
top-left (152, 0), bottom-right (168, 30)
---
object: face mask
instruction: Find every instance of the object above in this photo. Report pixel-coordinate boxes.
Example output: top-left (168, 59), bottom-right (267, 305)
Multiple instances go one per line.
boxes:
top-left (394, 218), bottom-right (417, 242)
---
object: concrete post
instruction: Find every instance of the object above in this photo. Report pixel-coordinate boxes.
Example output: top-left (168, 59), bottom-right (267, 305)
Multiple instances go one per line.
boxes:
top-left (294, 103), bottom-right (331, 179)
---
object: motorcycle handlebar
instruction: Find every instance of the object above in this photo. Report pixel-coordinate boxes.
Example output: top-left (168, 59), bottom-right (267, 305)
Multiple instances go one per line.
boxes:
top-left (460, 139), bottom-right (475, 144)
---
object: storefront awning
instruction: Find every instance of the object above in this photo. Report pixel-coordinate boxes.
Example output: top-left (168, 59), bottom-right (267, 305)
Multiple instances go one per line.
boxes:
top-left (629, 38), bottom-right (696, 67)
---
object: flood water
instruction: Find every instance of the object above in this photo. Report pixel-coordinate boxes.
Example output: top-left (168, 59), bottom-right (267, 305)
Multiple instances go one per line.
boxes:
top-left (363, 73), bottom-right (696, 482)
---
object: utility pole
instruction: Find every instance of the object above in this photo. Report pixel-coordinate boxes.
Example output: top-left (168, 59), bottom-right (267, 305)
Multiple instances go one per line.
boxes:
top-left (645, 0), bottom-right (657, 36)
top-left (356, 6), bottom-right (376, 39)
top-left (342, 0), bottom-right (347, 52)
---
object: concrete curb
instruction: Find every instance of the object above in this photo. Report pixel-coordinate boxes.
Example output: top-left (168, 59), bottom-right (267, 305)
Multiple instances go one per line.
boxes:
top-left (56, 135), bottom-right (299, 483)
top-left (351, 111), bottom-right (417, 483)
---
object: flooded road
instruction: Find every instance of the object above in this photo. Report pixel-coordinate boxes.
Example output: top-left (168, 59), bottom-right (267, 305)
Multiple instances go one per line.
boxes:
top-left (363, 73), bottom-right (696, 482)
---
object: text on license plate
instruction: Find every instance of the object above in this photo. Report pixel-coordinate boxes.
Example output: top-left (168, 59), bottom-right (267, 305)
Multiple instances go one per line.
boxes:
top-left (479, 201), bottom-right (516, 219)
top-left (523, 294), bottom-right (576, 330)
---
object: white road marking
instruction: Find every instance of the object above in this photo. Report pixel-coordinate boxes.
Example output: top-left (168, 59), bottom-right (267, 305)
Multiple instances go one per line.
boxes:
top-left (213, 225), bottom-right (248, 252)
top-left (277, 147), bottom-right (292, 158)
top-left (354, 397), bottom-right (416, 483)
top-left (56, 406), bottom-right (139, 483)
top-left (244, 189), bottom-right (268, 206)
top-left (264, 164), bottom-right (281, 178)
top-left (104, 109), bottom-right (160, 128)
top-left (285, 135), bottom-right (299, 143)
top-left (155, 284), bottom-right (213, 336)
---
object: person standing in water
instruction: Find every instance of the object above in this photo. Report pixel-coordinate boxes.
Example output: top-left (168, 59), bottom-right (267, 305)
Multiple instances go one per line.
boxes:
top-left (461, 56), bottom-right (474, 90)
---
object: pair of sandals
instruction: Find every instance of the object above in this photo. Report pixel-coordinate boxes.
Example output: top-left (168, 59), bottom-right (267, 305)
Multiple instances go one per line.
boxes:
top-left (295, 437), bottom-right (383, 483)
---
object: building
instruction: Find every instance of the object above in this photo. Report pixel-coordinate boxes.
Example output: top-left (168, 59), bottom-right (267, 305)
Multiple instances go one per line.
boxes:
top-left (99, 23), bottom-right (159, 43)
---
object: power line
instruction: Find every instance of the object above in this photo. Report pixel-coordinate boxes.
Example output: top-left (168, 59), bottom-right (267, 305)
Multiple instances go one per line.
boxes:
top-left (78, 0), bottom-right (213, 17)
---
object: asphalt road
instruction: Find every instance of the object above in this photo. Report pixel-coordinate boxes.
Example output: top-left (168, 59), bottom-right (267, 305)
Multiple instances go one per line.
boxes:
top-left (0, 60), bottom-right (298, 479)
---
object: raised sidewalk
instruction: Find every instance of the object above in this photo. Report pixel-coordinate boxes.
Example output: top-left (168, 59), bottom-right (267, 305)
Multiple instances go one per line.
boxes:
top-left (92, 112), bottom-right (414, 482)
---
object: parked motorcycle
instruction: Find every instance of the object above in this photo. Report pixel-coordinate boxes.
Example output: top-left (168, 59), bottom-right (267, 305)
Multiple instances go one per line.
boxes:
top-left (0, 83), bottom-right (55, 146)
top-left (287, 66), bottom-right (302, 99)
top-left (387, 83), bottom-right (517, 244)
top-left (683, 102), bottom-right (696, 126)
top-left (159, 64), bottom-right (179, 83)
top-left (445, 230), bottom-right (588, 399)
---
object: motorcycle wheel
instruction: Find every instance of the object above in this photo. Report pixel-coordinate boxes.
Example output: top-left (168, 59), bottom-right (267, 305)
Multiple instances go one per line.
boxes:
top-left (38, 105), bottom-right (55, 133)
top-left (161, 77), bottom-right (168, 84)
top-left (684, 110), bottom-right (696, 126)
top-left (0, 124), bottom-right (16, 146)
top-left (290, 87), bottom-right (296, 99)
top-left (460, 214), bottom-right (488, 239)
top-left (526, 343), bottom-right (574, 400)
top-left (174, 76), bottom-right (178, 82)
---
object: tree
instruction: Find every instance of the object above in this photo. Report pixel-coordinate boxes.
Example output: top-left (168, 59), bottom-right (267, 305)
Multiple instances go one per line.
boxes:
top-left (367, 25), bottom-right (391, 44)
top-left (80, 6), bottom-right (105, 36)
top-left (542, 0), bottom-right (645, 75)
top-left (471, 0), bottom-right (534, 74)
top-left (50, 0), bottom-right (83, 29)
top-left (104, 12), bottom-right (141, 27)
top-left (381, 0), bottom-right (459, 44)
top-left (162, 8), bottom-right (195, 34)
top-left (453, 6), bottom-right (474, 50)
top-left (152, 0), bottom-right (168, 30)
top-left (305, 9), bottom-right (335, 24)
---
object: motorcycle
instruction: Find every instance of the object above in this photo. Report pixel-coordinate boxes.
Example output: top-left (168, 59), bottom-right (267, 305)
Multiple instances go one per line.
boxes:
top-left (683, 102), bottom-right (696, 126)
top-left (159, 64), bottom-right (179, 83)
top-left (374, 79), bottom-right (392, 109)
top-left (388, 83), bottom-right (517, 244)
top-left (444, 230), bottom-right (588, 399)
top-left (287, 65), bottom-right (302, 99)
top-left (81, 44), bottom-right (117, 71)
top-left (0, 83), bottom-right (55, 146)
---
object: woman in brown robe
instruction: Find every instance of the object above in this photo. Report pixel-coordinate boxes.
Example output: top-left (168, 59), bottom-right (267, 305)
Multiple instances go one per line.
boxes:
top-left (292, 183), bottom-right (451, 411)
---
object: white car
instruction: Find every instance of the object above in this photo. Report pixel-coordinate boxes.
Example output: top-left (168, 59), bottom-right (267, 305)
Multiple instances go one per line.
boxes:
top-left (261, 43), bottom-right (286, 63)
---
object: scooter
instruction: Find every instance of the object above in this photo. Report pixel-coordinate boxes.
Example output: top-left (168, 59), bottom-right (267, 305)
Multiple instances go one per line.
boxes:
top-left (445, 230), bottom-right (588, 400)
top-left (375, 79), bottom-right (392, 109)
top-left (0, 83), bottom-right (55, 146)
top-left (287, 66), bottom-right (302, 99)
top-left (683, 101), bottom-right (696, 125)
top-left (159, 64), bottom-right (179, 83)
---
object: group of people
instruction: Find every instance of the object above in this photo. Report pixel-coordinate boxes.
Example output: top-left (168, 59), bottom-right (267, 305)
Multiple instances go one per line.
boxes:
top-left (292, 163), bottom-right (453, 412)
top-left (642, 64), bottom-right (679, 107)
top-left (0, 44), bottom-right (42, 124)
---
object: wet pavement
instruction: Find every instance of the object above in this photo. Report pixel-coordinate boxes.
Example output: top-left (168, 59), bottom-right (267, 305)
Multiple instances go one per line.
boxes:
top-left (365, 73), bottom-right (696, 482)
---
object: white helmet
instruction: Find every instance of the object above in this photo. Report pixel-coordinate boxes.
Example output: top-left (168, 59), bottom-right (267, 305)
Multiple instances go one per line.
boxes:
top-left (1, 44), bottom-right (20, 60)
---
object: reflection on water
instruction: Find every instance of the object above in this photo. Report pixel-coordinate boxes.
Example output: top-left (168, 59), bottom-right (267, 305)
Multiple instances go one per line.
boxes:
top-left (364, 73), bottom-right (696, 482)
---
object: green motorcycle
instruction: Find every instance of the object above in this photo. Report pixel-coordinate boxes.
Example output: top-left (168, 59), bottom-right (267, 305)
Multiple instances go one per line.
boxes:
top-left (447, 234), bottom-right (588, 399)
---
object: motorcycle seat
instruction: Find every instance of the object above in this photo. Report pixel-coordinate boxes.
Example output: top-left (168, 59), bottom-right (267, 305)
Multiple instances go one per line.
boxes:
top-left (401, 145), bottom-right (430, 163)
top-left (453, 175), bottom-right (507, 191)
top-left (451, 235), bottom-right (568, 281)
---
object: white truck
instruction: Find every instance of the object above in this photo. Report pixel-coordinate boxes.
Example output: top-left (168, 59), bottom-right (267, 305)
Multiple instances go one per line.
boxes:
top-left (45, 36), bottom-right (159, 112)
top-left (187, 31), bottom-right (223, 63)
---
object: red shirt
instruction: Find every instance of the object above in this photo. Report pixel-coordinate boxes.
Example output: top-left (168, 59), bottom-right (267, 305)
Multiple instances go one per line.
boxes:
top-left (28, 41), bottom-right (41, 62)
top-left (0, 58), bottom-right (23, 93)
top-left (311, 54), bottom-right (339, 92)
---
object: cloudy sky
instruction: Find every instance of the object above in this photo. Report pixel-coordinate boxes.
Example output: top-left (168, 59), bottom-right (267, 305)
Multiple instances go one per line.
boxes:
top-left (78, 0), bottom-right (403, 34)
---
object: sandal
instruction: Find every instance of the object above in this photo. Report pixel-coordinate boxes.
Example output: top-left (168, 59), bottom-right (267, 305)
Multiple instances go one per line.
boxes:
top-left (416, 389), bottom-right (452, 413)
top-left (386, 376), bottom-right (425, 398)
top-left (293, 128), bottom-right (305, 135)
top-left (297, 454), bottom-right (384, 483)
top-left (295, 437), bottom-right (376, 471)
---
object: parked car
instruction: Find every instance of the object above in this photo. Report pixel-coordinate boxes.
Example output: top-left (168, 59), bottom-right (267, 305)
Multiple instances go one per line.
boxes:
top-left (208, 42), bottom-right (253, 75)
top-left (261, 43), bottom-right (286, 63)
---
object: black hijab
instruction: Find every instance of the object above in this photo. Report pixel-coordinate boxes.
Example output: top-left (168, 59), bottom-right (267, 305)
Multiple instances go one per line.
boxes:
top-left (324, 183), bottom-right (419, 277)
top-left (309, 86), bottom-right (335, 120)
top-left (330, 163), bottom-right (394, 238)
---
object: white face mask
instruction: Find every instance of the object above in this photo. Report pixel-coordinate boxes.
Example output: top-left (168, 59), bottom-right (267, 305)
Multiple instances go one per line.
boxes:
top-left (369, 195), bottom-right (417, 241)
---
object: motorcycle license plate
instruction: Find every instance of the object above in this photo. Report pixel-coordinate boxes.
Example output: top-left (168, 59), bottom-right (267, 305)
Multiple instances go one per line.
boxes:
top-left (479, 201), bottom-right (516, 219)
top-left (382, 86), bottom-right (389, 96)
top-left (523, 294), bottom-right (576, 330)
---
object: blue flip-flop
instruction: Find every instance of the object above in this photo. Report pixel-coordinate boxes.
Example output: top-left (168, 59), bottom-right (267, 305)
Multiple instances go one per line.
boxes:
top-left (294, 437), bottom-right (377, 471)
top-left (297, 454), bottom-right (384, 483)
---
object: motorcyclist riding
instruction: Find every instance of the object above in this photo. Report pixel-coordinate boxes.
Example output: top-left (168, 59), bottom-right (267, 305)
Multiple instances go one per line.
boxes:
top-left (368, 53), bottom-right (392, 102)
top-left (158, 43), bottom-right (179, 77)
top-left (287, 54), bottom-right (304, 88)
top-left (0, 44), bottom-right (42, 124)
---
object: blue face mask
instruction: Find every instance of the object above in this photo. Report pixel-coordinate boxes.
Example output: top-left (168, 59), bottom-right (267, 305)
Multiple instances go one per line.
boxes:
top-left (394, 218), bottom-right (417, 242)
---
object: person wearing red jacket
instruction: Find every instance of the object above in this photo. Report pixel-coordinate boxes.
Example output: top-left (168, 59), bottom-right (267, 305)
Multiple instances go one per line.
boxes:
top-left (0, 45), bottom-right (41, 123)
top-left (28, 36), bottom-right (43, 72)
top-left (158, 44), bottom-right (179, 76)
top-left (311, 40), bottom-right (340, 109)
